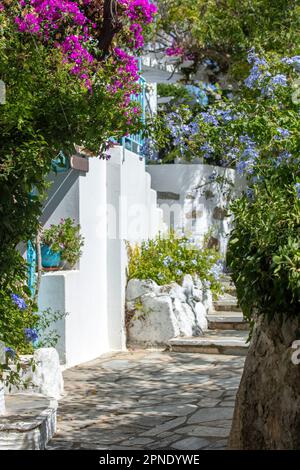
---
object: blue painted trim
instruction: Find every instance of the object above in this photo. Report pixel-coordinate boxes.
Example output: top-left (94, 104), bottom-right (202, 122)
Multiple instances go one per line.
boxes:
top-left (27, 240), bottom-right (36, 296)
top-left (121, 74), bottom-right (146, 156)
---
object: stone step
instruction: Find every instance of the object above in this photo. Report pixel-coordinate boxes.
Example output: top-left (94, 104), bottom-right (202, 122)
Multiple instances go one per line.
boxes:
top-left (207, 313), bottom-right (249, 331)
top-left (0, 394), bottom-right (57, 450)
top-left (168, 330), bottom-right (249, 356)
top-left (221, 282), bottom-right (237, 295)
top-left (213, 299), bottom-right (241, 313)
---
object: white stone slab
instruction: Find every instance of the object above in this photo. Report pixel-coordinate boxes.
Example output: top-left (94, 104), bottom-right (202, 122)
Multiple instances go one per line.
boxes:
top-left (0, 394), bottom-right (57, 450)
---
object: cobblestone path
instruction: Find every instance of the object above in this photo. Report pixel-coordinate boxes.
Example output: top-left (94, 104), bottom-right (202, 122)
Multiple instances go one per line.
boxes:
top-left (47, 350), bottom-right (244, 450)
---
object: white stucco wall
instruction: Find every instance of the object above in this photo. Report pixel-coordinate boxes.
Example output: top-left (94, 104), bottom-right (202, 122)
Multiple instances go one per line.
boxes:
top-left (38, 147), bottom-right (164, 368)
top-left (146, 163), bottom-right (244, 254)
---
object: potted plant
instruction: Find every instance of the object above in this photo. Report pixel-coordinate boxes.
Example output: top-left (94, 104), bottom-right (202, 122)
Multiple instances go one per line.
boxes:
top-left (40, 218), bottom-right (84, 270)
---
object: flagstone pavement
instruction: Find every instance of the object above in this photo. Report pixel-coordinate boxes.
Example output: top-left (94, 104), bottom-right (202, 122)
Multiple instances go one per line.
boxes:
top-left (47, 350), bottom-right (244, 450)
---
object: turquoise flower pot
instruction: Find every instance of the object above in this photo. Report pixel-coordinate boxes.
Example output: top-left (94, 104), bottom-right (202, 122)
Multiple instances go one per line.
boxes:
top-left (41, 245), bottom-right (61, 268)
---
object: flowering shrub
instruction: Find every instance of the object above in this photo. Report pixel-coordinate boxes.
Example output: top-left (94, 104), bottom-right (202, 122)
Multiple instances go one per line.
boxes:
top-left (127, 232), bottom-right (223, 296)
top-left (3, 0), bottom-right (156, 115)
top-left (191, 50), bottom-right (300, 319)
top-left (0, 284), bottom-right (39, 386)
top-left (143, 83), bottom-right (226, 163)
top-left (41, 218), bottom-right (84, 268)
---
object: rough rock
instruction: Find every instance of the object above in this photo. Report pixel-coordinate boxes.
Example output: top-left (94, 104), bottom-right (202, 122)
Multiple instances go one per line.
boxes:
top-left (126, 279), bottom-right (159, 301)
top-left (127, 277), bottom-right (212, 347)
top-left (229, 315), bottom-right (300, 449)
top-left (182, 274), bottom-right (194, 301)
top-left (194, 302), bottom-right (208, 331)
top-left (7, 348), bottom-right (64, 400)
top-left (172, 298), bottom-right (197, 337)
top-left (203, 289), bottom-right (213, 313)
top-left (159, 282), bottom-right (186, 302)
top-left (31, 348), bottom-right (64, 400)
top-left (128, 294), bottom-right (180, 346)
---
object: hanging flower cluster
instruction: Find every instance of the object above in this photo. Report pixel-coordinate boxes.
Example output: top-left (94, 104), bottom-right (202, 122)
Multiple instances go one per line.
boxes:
top-left (117, 0), bottom-right (157, 49)
top-left (122, 0), bottom-right (156, 22)
top-left (9, 0), bottom-right (156, 91)
top-left (12, 0), bottom-right (96, 89)
top-left (3, 0), bottom-right (156, 149)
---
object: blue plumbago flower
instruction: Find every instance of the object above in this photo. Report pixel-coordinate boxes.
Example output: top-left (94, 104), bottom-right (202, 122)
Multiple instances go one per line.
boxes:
top-left (200, 112), bottom-right (219, 126)
top-left (182, 124), bottom-right (191, 135)
top-left (189, 121), bottom-right (199, 135)
top-left (163, 256), bottom-right (173, 267)
top-left (180, 261), bottom-right (186, 267)
top-left (141, 139), bottom-right (158, 161)
top-left (281, 56), bottom-right (300, 71)
top-left (247, 47), bottom-right (266, 65)
top-left (274, 151), bottom-right (292, 167)
top-left (191, 259), bottom-right (197, 266)
top-left (24, 328), bottom-right (38, 343)
top-left (209, 261), bottom-right (223, 281)
top-left (5, 347), bottom-right (16, 358)
top-left (242, 146), bottom-right (259, 160)
top-left (200, 142), bottom-right (214, 158)
top-left (244, 64), bottom-right (270, 89)
top-left (176, 269), bottom-right (183, 276)
top-left (275, 128), bottom-right (290, 140)
top-left (236, 135), bottom-right (259, 173)
top-left (174, 136), bottom-right (183, 145)
top-left (215, 109), bottom-right (236, 122)
top-left (295, 183), bottom-right (300, 199)
top-left (236, 160), bottom-right (255, 175)
top-left (271, 74), bottom-right (288, 87)
top-left (11, 293), bottom-right (27, 310)
top-left (179, 144), bottom-right (188, 156)
top-left (227, 147), bottom-right (240, 162)
top-left (239, 134), bottom-right (256, 146)
top-left (246, 187), bottom-right (255, 200)
top-left (208, 170), bottom-right (218, 181)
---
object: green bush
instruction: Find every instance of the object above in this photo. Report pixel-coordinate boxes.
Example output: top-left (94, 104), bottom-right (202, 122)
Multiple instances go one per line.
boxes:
top-left (227, 176), bottom-right (300, 320)
top-left (41, 218), bottom-right (84, 268)
top-left (127, 232), bottom-right (223, 296)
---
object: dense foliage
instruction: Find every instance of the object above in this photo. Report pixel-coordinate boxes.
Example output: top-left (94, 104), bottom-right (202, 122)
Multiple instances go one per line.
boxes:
top-left (127, 231), bottom-right (223, 296)
top-left (180, 50), bottom-right (300, 319)
top-left (154, 0), bottom-right (300, 81)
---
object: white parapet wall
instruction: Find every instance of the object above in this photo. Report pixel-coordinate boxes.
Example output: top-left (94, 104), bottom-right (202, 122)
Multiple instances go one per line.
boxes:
top-left (38, 147), bottom-right (165, 368)
top-left (146, 163), bottom-right (244, 254)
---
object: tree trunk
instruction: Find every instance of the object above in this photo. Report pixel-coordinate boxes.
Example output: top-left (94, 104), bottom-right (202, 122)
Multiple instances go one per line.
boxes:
top-left (229, 315), bottom-right (300, 449)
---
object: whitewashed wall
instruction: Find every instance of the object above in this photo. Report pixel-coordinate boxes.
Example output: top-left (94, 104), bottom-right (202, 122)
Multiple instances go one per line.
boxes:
top-left (38, 147), bottom-right (164, 368)
top-left (146, 163), bottom-right (244, 254)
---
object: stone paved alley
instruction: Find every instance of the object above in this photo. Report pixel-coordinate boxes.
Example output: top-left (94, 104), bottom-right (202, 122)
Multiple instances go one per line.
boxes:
top-left (47, 351), bottom-right (244, 450)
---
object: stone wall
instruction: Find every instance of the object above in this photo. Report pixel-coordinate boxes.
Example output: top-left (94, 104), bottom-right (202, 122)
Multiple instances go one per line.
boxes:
top-left (147, 163), bottom-right (244, 255)
top-left (126, 275), bottom-right (212, 348)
